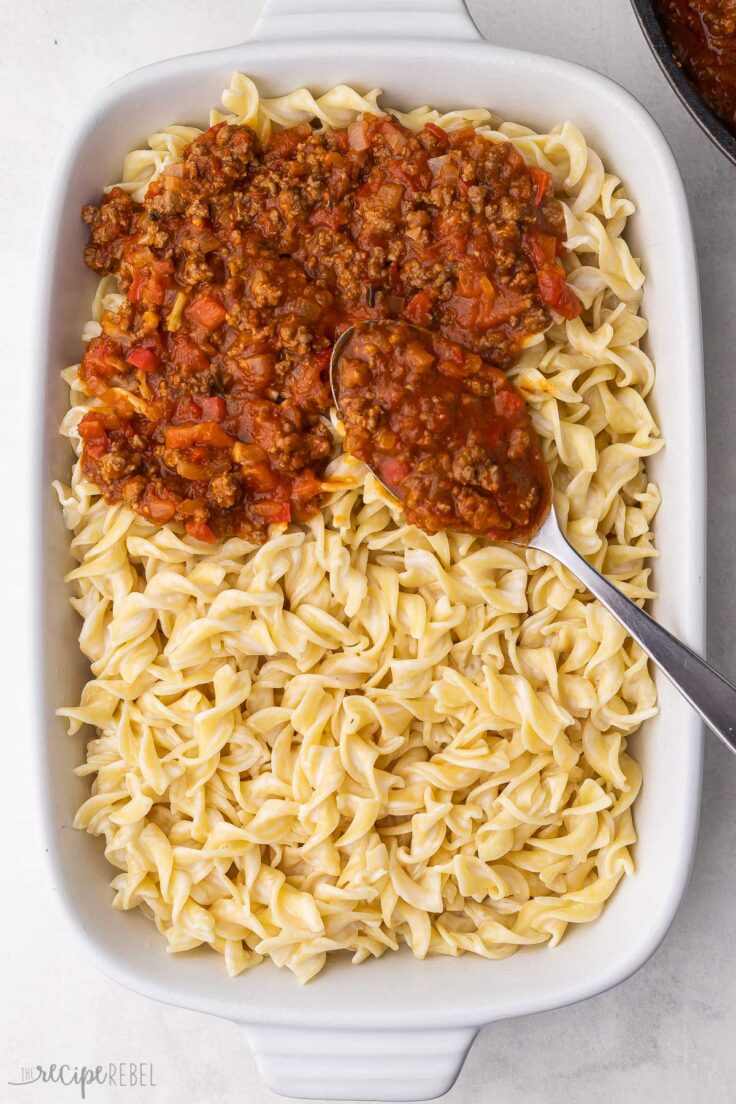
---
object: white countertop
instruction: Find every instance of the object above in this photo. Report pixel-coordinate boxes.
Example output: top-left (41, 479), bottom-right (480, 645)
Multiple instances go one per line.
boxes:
top-left (2, 1), bottom-right (735, 1101)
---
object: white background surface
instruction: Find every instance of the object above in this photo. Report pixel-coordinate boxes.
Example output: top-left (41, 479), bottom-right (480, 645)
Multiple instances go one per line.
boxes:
top-left (2, 1), bottom-right (736, 1101)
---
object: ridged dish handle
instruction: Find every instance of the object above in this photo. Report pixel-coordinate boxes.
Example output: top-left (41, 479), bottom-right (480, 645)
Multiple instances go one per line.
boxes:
top-left (250, 0), bottom-right (481, 43)
top-left (244, 1024), bottom-right (478, 1100)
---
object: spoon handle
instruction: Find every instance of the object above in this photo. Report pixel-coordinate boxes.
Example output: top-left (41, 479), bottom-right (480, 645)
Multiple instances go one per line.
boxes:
top-left (535, 515), bottom-right (736, 757)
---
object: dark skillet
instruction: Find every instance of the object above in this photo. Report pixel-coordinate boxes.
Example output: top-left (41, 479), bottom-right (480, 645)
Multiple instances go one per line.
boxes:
top-left (629, 0), bottom-right (736, 165)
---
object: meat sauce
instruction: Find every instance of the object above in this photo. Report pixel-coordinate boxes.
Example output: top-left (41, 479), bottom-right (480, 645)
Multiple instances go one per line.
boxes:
top-left (336, 321), bottom-right (550, 541)
top-left (79, 115), bottom-right (579, 543)
top-left (655, 0), bottom-right (736, 133)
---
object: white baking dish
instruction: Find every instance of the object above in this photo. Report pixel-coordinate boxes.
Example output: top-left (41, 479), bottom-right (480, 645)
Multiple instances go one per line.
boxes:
top-left (35, 1), bottom-right (705, 1098)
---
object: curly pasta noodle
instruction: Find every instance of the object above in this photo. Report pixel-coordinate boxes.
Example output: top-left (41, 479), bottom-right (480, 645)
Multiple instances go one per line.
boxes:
top-left (55, 74), bottom-right (661, 983)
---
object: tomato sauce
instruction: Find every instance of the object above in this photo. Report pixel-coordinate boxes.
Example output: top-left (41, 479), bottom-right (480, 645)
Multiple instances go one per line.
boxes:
top-left (336, 321), bottom-right (550, 542)
top-left (79, 115), bottom-right (578, 542)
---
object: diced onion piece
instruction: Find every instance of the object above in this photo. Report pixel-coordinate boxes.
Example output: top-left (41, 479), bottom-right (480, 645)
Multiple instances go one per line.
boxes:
top-left (404, 341), bottom-right (435, 370)
top-left (197, 231), bottom-right (221, 253)
top-left (165, 422), bottom-right (234, 450)
top-left (175, 460), bottom-right (212, 480)
top-left (165, 291), bottom-right (189, 332)
top-left (479, 276), bottom-right (496, 303)
top-left (377, 182), bottom-right (404, 209)
top-left (232, 442), bottom-right (268, 466)
top-left (428, 154), bottom-right (458, 184)
top-left (185, 518), bottom-right (216, 542)
top-left (147, 497), bottom-right (177, 523)
top-left (347, 120), bottom-right (369, 150)
top-left (381, 121), bottom-right (408, 152)
top-left (428, 155), bottom-right (449, 174)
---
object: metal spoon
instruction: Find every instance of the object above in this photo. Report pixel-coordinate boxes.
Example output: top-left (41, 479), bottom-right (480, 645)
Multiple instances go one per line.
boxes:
top-left (331, 321), bottom-right (736, 758)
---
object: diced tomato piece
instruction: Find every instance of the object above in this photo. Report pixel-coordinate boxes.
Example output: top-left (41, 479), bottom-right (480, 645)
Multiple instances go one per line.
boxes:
top-left (185, 517), bottom-right (216, 542)
top-left (78, 412), bottom-right (109, 458)
top-left (531, 167), bottom-right (552, 205)
top-left (146, 497), bottom-right (177, 523)
top-left (269, 125), bottom-right (310, 156)
top-left (290, 470), bottom-right (323, 502)
top-left (165, 422), bottom-right (234, 450)
top-left (174, 397), bottom-right (203, 423)
top-left (170, 335), bottom-right (210, 375)
top-left (380, 456), bottom-right (413, 487)
top-left (495, 387), bottom-right (525, 417)
top-left (142, 277), bottom-right (167, 308)
top-left (129, 270), bottom-right (145, 304)
top-left (151, 258), bottom-right (175, 277)
top-left (386, 160), bottom-right (428, 192)
top-left (186, 294), bottom-right (227, 331)
top-left (537, 265), bottom-right (581, 319)
top-left (403, 289), bottom-right (435, 327)
top-left (82, 337), bottom-right (124, 381)
top-left (199, 396), bottom-right (226, 422)
top-left (126, 345), bottom-right (159, 373)
top-left (253, 501), bottom-right (291, 524)
top-left (77, 412), bottom-right (106, 440)
top-left (524, 232), bottom-right (557, 269)
top-left (86, 439), bottom-right (109, 459)
top-left (424, 122), bottom-right (450, 146)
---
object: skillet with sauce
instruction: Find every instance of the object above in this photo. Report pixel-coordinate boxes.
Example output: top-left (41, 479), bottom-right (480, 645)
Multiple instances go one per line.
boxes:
top-left (654, 0), bottom-right (736, 134)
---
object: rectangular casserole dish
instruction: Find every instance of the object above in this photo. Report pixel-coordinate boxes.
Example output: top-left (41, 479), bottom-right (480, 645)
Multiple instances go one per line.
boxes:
top-left (35, 1), bottom-right (705, 1098)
